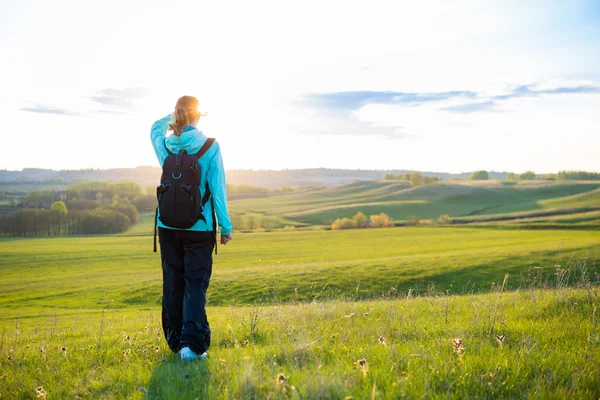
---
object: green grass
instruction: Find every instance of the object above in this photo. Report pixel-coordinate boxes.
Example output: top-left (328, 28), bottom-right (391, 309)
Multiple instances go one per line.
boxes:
top-left (540, 188), bottom-right (600, 209)
top-left (121, 212), bottom-right (156, 235)
top-left (229, 181), bottom-right (600, 226)
top-left (1, 215), bottom-right (600, 397)
top-left (2, 289), bottom-right (599, 399)
top-left (1, 228), bottom-right (599, 312)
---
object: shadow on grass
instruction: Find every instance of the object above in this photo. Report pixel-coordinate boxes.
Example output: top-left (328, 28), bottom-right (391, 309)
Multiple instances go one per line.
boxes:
top-left (147, 353), bottom-right (210, 399)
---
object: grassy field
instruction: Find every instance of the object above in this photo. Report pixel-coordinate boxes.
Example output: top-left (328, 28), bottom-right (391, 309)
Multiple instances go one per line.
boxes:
top-left (1, 226), bottom-right (599, 398)
top-left (2, 179), bottom-right (600, 398)
top-left (2, 288), bottom-right (599, 399)
top-left (1, 228), bottom-right (598, 313)
top-left (228, 180), bottom-right (600, 227)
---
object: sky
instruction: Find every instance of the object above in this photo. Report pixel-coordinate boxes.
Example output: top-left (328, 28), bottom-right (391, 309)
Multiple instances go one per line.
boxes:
top-left (0, 0), bottom-right (599, 173)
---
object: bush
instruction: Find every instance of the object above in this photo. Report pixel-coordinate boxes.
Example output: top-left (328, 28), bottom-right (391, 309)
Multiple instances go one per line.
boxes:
top-left (437, 214), bottom-right (452, 225)
top-left (410, 172), bottom-right (424, 187)
top-left (102, 203), bottom-right (139, 224)
top-left (406, 216), bottom-right (420, 226)
top-left (370, 213), bottom-right (392, 228)
top-left (352, 212), bottom-right (368, 228)
top-left (77, 209), bottom-right (131, 234)
top-left (331, 217), bottom-right (355, 230)
top-left (424, 176), bottom-right (441, 185)
top-left (469, 170), bottom-right (489, 180)
top-left (66, 199), bottom-right (100, 210)
top-left (519, 171), bottom-right (536, 180)
top-left (131, 195), bottom-right (157, 213)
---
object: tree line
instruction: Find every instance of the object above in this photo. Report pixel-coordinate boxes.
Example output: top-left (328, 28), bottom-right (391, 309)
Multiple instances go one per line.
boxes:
top-left (384, 172), bottom-right (442, 186)
top-left (387, 170), bottom-right (600, 182)
top-left (0, 204), bottom-right (134, 236)
top-left (0, 181), bottom-right (299, 236)
top-left (486, 170), bottom-right (599, 181)
top-left (0, 182), bottom-right (147, 237)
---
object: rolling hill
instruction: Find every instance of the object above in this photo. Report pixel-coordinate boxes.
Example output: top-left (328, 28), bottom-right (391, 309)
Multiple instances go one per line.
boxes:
top-left (229, 180), bottom-right (600, 227)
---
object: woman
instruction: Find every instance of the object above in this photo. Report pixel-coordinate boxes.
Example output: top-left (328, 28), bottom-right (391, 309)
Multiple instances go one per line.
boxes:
top-left (150, 95), bottom-right (232, 360)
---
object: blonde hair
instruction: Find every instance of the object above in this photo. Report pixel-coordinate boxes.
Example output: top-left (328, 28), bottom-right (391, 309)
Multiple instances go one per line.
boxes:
top-left (169, 96), bottom-right (200, 136)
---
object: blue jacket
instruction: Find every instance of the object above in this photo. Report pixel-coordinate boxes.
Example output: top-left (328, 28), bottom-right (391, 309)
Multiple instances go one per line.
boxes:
top-left (151, 114), bottom-right (232, 235)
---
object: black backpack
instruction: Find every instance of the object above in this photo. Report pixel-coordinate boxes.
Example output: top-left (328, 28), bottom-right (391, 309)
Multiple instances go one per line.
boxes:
top-left (153, 138), bottom-right (215, 252)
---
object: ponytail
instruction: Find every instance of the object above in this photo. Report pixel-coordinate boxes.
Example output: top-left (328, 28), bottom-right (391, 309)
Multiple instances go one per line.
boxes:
top-left (169, 107), bottom-right (190, 136)
top-left (168, 96), bottom-right (200, 137)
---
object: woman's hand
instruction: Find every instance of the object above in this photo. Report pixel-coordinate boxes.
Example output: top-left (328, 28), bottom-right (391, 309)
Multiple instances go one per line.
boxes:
top-left (220, 234), bottom-right (232, 245)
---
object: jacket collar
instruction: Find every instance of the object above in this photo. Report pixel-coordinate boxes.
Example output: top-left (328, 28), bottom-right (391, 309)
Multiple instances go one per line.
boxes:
top-left (166, 126), bottom-right (207, 155)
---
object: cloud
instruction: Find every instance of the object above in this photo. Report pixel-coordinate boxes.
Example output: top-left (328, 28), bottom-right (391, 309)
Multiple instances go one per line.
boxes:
top-left (301, 90), bottom-right (477, 112)
top-left (492, 83), bottom-right (600, 100)
top-left (94, 109), bottom-right (130, 115)
top-left (19, 105), bottom-right (81, 116)
top-left (89, 87), bottom-right (153, 109)
top-left (300, 117), bottom-right (415, 139)
top-left (440, 101), bottom-right (497, 113)
top-left (296, 80), bottom-right (600, 140)
top-left (292, 106), bottom-right (417, 139)
top-left (302, 82), bottom-right (600, 116)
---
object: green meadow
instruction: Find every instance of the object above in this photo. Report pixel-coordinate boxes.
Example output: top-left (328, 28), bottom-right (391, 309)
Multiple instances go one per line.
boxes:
top-left (1, 226), bottom-right (599, 398)
top-left (1, 227), bottom-right (599, 312)
top-left (229, 180), bottom-right (600, 227)
top-left (1, 179), bottom-right (600, 398)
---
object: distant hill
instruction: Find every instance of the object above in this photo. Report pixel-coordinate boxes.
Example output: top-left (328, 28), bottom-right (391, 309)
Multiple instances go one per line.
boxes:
top-left (228, 180), bottom-right (600, 228)
top-left (0, 167), bottom-right (509, 189)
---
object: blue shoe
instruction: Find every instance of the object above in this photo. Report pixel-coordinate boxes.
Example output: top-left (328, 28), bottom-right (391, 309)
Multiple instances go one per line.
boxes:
top-left (179, 347), bottom-right (197, 360)
top-left (179, 347), bottom-right (208, 361)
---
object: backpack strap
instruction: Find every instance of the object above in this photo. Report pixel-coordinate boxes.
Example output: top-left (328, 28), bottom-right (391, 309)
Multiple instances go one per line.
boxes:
top-left (195, 138), bottom-right (215, 160)
top-left (197, 137), bottom-right (218, 254)
top-left (212, 197), bottom-right (218, 255)
top-left (201, 184), bottom-right (211, 206)
top-left (153, 206), bottom-right (158, 253)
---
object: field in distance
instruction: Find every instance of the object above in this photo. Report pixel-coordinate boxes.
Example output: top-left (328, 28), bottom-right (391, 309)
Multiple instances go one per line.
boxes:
top-left (225, 180), bottom-right (600, 229)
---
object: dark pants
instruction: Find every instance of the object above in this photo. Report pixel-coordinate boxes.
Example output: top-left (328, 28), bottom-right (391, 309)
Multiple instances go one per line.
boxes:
top-left (158, 227), bottom-right (215, 355)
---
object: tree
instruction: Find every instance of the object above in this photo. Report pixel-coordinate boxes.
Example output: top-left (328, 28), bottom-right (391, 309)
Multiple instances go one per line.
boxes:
top-left (331, 217), bottom-right (355, 230)
top-left (410, 172), bottom-right (424, 187)
top-left (469, 170), bottom-right (489, 180)
top-left (370, 213), bottom-right (391, 228)
top-left (506, 172), bottom-right (517, 181)
top-left (519, 171), bottom-right (536, 180)
top-left (352, 212), bottom-right (367, 228)
top-left (50, 201), bottom-right (68, 215)
top-left (437, 214), bottom-right (452, 225)
top-left (50, 201), bottom-right (68, 236)
top-left (556, 170), bottom-right (600, 180)
top-left (406, 216), bottom-right (420, 226)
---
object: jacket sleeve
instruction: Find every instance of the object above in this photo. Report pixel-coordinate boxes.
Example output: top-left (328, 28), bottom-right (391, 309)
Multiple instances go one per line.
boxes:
top-left (207, 143), bottom-right (232, 235)
top-left (150, 114), bottom-right (172, 165)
